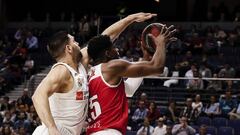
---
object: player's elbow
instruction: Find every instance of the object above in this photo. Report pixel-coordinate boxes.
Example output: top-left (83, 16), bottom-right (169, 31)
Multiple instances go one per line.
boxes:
top-left (31, 93), bottom-right (37, 104)
top-left (153, 66), bottom-right (164, 74)
top-left (159, 66), bottom-right (164, 74)
top-left (32, 92), bottom-right (40, 105)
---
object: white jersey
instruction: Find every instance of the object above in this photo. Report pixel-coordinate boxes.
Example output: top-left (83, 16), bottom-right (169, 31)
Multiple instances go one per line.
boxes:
top-left (33, 62), bottom-right (88, 135)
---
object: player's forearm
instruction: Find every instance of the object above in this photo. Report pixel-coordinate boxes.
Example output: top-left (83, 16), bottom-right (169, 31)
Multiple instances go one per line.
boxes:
top-left (151, 42), bottom-right (166, 73)
top-left (32, 92), bottom-right (56, 129)
top-left (101, 15), bottom-right (135, 41)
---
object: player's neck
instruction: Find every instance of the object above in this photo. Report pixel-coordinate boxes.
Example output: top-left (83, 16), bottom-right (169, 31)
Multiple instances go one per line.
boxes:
top-left (57, 58), bottom-right (78, 72)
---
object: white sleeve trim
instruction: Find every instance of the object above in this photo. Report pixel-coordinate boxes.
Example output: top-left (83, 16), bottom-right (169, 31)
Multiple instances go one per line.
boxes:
top-left (125, 77), bottom-right (143, 97)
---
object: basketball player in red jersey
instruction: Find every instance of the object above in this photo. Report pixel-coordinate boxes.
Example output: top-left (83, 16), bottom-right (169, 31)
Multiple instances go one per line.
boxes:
top-left (86, 18), bottom-right (176, 135)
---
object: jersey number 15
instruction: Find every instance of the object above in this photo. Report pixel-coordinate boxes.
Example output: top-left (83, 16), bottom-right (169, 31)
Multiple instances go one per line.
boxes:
top-left (89, 95), bottom-right (102, 120)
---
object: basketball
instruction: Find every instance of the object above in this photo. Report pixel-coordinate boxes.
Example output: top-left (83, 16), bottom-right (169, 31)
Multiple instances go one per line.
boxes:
top-left (141, 23), bottom-right (165, 54)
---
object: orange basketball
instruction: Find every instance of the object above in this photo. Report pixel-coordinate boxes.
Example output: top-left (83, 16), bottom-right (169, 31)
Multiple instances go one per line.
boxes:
top-left (141, 23), bottom-right (164, 54)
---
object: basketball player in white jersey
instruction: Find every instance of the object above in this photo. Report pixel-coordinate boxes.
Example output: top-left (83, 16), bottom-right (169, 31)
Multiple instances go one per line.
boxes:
top-left (32, 12), bottom-right (157, 135)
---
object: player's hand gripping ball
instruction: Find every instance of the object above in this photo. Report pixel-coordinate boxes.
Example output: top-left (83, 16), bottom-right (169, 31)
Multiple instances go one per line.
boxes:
top-left (141, 23), bottom-right (165, 55)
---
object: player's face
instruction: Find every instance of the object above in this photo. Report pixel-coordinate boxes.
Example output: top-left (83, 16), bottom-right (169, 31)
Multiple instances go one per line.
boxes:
top-left (68, 34), bottom-right (82, 63)
top-left (107, 47), bottom-right (119, 60)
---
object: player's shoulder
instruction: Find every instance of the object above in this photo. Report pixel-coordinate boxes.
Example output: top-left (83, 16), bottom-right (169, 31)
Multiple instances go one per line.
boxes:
top-left (51, 64), bottom-right (69, 73)
top-left (47, 64), bottom-right (71, 82)
top-left (104, 59), bottom-right (130, 69)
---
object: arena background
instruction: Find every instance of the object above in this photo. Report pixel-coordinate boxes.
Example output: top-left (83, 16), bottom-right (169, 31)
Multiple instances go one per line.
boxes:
top-left (0, 0), bottom-right (240, 134)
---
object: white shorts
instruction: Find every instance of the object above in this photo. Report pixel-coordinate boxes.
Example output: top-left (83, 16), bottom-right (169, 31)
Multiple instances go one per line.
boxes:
top-left (32, 124), bottom-right (72, 135)
top-left (90, 129), bottom-right (122, 135)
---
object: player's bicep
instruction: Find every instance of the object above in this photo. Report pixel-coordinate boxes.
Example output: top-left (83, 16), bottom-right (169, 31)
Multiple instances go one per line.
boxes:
top-left (34, 66), bottom-right (67, 97)
top-left (108, 60), bottom-right (161, 77)
top-left (121, 62), bottom-right (157, 77)
top-left (34, 75), bottom-right (60, 97)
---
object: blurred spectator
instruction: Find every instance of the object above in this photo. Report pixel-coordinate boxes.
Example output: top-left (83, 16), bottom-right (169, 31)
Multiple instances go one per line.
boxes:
top-left (147, 101), bottom-right (161, 126)
top-left (164, 64), bottom-right (180, 87)
top-left (14, 28), bottom-right (25, 41)
top-left (78, 15), bottom-right (90, 44)
top-left (192, 95), bottom-right (203, 119)
top-left (180, 51), bottom-right (194, 68)
top-left (229, 97), bottom-right (240, 119)
top-left (199, 63), bottom-right (212, 88)
top-left (203, 32), bottom-right (218, 55)
top-left (127, 99), bottom-right (135, 131)
top-left (172, 116), bottom-right (196, 135)
top-left (185, 64), bottom-right (197, 86)
top-left (2, 111), bottom-right (14, 127)
top-left (9, 106), bottom-right (17, 124)
top-left (122, 50), bottom-right (134, 62)
top-left (207, 53), bottom-right (226, 72)
top-left (89, 13), bottom-right (100, 36)
top-left (191, 33), bottom-right (203, 55)
top-left (0, 96), bottom-right (10, 112)
top-left (27, 105), bottom-right (40, 133)
top-left (165, 100), bottom-right (180, 124)
top-left (136, 92), bottom-right (149, 108)
top-left (26, 31), bottom-right (38, 52)
top-left (214, 26), bottom-right (227, 40)
top-left (187, 69), bottom-right (203, 90)
top-left (168, 38), bottom-right (183, 55)
top-left (218, 64), bottom-right (235, 89)
top-left (206, 73), bottom-right (222, 91)
top-left (22, 55), bottom-right (35, 79)
top-left (13, 112), bottom-right (30, 132)
top-left (136, 118), bottom-right (154, 135)
top-left (0, 125), bottom-right (14, 135)
top-left (219, 91), bottom-right (237, 118)
top-left (165, 125), bottom-right (173, 135)
top-left (195, 125), bottom-right (211, 135)
top-left (18, 89), bottom-right (32, 106)
top-left (152, 117), bottom-right (166, 135)
top-left (132, 100), bottom-right (148, 131)
top-left (204, 96), bottom-right (220, 118)
top-left (180, 98), bottom-right (196, 123)
top-left (17, 126), bottom-right (29, 135)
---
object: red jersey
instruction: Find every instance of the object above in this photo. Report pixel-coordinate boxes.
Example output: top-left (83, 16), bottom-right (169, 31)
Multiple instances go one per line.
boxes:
top-left (86, 64), bottom-right (128, 135)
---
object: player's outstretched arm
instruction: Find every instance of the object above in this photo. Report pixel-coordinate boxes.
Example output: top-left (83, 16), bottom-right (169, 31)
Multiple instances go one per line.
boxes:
top-left (32, 65), bottom-right (70, 135)
top-left (103, 25), bottom-right (176, 78)
top-left (102, 12), bottom-right (157, 41)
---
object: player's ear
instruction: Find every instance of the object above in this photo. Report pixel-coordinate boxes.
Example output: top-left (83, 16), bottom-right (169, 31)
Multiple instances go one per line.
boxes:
top-left (66, 44), bottom-right (73, 53)
top-left (105, 50), bottom-right (110, 56)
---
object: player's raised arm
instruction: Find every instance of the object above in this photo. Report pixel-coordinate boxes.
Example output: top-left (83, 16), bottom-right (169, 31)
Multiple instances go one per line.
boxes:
top-left (104, 25), bottom-right (176, 78)
top-left (102, 12), bottom-right (157, 41)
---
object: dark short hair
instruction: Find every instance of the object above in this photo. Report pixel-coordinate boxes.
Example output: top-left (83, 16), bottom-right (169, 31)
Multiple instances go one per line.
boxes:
top-left (87, 35), bottom-right (112, 62)
top-left (47, 31), bottom-right (69, 59)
